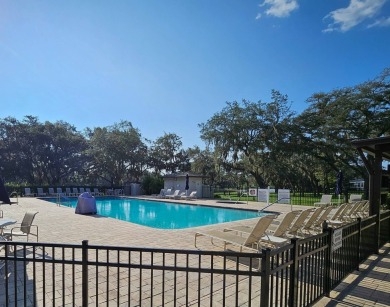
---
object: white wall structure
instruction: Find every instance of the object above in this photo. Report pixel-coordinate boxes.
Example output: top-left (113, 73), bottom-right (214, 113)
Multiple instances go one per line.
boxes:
top-left (163, 173), bottom-right (207, 198)
top-left (130, 183), bottom-right (141, 196)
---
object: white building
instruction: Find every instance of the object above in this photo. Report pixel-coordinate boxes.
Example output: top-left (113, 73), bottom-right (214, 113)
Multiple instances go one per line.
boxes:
top-left (163, 173), bottom-right (209, 198)
top-left (349, 178), bottom-right (365, 191)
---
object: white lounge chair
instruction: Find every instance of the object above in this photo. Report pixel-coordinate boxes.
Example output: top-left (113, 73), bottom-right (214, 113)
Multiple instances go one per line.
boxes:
top-left (164, 189), bottom-right (172, 198)
top-left (48, 188), bottom-right (56, 196)
top-left (37, 188), bottom-right (47, 197)
top-left (307, 207), bottom-right (334, 233)
top-left (114, 189), bottom-right (123, 196)
top-left (24, 188), bottom-right (35, 197)
top-left (299, 207), bottom-right (326, 236)
top-left (167, 190), bottom-right (181, 199)
top-left (195, 215), bottom-right (275, 252)
top-left (228, 211), bottom-right (300, 247)
top-left (357, 201), bottom-right (370, 218)
top-left (347, 201), bottom-right (368, 220)
top-left (65, 187), bottom-right (75, 196)
top-left (86, 188), bottom-right (96, 196)
top-left (287, 209), bottom-right (314, 237)
top-left (181, 191), bottom-right (197, 200)
top-left (314, 194), bottom-right (332, 207)
top-left (153, 189), bottom-right (166, 198)
top-left (72, 187), bottom-right (79, 195)
top-left (56, 188), bottom-right (65, 196)
top-left (349, 194), bottom-right (362, 203)
top-left (93, 188), bottom-right (103, 196)
top-left (327, 204), bottom-right (350, 226)
top-left (175, 192), bottom-right (186, 199)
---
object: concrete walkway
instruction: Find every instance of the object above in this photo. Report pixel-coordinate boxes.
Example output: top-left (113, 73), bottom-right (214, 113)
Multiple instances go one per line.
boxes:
top-left (316, 242), bottom-right (390, 306)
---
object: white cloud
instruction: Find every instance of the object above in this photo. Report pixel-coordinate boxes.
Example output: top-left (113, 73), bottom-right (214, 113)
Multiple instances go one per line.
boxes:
top-left (258, 0), bottom-right (299, 18)
top-left (368, 16), bottom-right (390, 27)
top-left (324, 0), bottom-right (387, 32)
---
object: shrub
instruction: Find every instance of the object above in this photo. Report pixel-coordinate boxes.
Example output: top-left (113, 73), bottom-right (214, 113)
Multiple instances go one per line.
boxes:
top-left (141, 174), bottom-right (163, 195)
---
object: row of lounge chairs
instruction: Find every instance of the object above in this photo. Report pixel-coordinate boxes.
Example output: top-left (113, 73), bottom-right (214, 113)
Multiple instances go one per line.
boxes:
top-left (24, 187), bottom-right (104, 197)
top-left (154, 189), bottom-right (197, 200)
top-left (314, 194), bottom-right (363, 207)
top-left (194, 200), bottom-right (370, 252)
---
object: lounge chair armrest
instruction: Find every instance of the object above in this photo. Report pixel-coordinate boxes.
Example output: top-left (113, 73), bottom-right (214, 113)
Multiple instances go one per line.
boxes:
top-left (4, 223), bottom-right (22, 230)
top-left (223, 228), bottom-right (245, 236)
top-left (9, 227), bottom-right (21, 234)
top-left (6, 224), bottom-right (38, 236)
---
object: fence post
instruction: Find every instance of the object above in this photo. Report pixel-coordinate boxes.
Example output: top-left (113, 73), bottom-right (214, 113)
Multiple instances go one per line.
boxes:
top-left (323, 222), bottom-right (333, 296)
top-left (289, 238), bottom-right (299, 307)
top-left (82, 240), bottom-right (89, 307)
top-left (357, 217), bottom-right (362, 266)
top-left (375, 213), bottom-right (380, 254)
top-left (260, 248), bottom-right (271, 306)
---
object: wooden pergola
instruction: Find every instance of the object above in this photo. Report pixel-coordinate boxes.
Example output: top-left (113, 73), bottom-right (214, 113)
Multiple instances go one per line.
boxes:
top-left (351, 136), bottom-right (390, 216)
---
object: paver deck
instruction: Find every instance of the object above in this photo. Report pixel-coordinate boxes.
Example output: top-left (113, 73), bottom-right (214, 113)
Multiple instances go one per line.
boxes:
top-left (316, 242), bottom-right (390, 306)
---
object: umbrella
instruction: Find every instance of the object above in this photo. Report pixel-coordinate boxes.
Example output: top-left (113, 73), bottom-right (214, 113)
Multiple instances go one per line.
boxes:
top-left (336, 170), bottom-right (343, 204)
top-left (185, 174), bottom-right (189, 195)
top-left (0, 177), bottom-right (11, 204)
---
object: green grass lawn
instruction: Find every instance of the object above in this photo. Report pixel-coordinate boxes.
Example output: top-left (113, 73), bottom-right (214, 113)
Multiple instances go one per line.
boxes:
top-left (213, 191), bottom-right (354, 207)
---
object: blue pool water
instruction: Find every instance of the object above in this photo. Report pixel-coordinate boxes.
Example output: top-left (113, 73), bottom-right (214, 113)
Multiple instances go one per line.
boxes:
top-left (42, 197), bottom-right (266, 229)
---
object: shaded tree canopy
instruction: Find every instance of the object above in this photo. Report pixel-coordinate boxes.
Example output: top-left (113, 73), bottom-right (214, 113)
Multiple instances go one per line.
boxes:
top-left (0, 116), bottom-right (87, 185)
top-left (296, 68), bottom-right (390, 189)
top-left (199, 90), bottom-right (296, 188)
top-left (148, 133), bottom-right (190, 174)
top-left (200, 68), bottom-right (390, 191)
top-left (85, 121), bottom-right (148, 186)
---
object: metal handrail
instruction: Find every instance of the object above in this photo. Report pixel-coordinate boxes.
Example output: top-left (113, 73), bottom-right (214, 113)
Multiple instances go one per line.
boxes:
top-left (260, 197), bottom-right (291, 212)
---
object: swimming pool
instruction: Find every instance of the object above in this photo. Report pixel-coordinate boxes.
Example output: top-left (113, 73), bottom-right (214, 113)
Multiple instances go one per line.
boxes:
top-left (42, 197), bottom-right (267, 229)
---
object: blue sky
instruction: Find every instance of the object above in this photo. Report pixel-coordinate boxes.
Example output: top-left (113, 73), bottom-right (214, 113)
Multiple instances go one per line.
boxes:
top-left (1, 0), bottom-right (389, 148)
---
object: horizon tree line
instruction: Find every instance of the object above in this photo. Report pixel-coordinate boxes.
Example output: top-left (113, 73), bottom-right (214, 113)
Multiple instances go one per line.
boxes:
top-left (1, 68), bottom-right (389, 194)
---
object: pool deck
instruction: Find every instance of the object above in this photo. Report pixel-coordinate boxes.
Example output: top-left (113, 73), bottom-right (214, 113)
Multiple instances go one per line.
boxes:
top-left (1, 196), bottom-right (389, 306)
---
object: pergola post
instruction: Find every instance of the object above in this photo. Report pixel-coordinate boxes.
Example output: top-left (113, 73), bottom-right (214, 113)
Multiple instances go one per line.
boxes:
top-left (370, 150), bottom-right (382, 216)
top-left (351, 137), bottom-right (390, 255)
top-left (352, 137), bottom-right (390, 216)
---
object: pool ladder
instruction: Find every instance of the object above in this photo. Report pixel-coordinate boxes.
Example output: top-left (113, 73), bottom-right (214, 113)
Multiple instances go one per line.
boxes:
top-left (56, 194), bottom-right (72, 207)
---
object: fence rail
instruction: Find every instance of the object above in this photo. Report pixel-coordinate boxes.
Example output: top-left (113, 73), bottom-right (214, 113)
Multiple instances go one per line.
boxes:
top-left (213, 189), bottom-right (368, 207)
top-left (1, 210), bottom-right (389, 306)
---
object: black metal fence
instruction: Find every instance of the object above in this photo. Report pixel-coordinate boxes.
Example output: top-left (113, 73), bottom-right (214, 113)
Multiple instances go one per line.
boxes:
top-left (1, 211), bottom-right (389, 306)
top-left (214, 189), bottom-right (367, 207)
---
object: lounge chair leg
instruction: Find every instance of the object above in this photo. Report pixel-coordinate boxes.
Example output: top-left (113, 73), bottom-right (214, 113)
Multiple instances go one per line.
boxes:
top-left (194, 233), bottom-right (201, 247)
